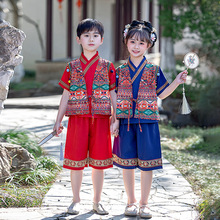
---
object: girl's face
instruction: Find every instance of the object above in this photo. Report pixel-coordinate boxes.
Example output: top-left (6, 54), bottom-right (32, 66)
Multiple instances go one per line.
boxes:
top-left (126, 37), bottom-right (150, 60)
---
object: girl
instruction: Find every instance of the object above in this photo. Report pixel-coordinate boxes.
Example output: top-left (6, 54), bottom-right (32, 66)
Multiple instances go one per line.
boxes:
top-left (112, 20), bottom-right (187, 219)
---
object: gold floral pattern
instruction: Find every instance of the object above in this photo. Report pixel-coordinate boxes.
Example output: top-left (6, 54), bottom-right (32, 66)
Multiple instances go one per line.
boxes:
top-left (113, 154), bottom-right (162, 169)
top-left (63, 157), bottom-right (113, 168)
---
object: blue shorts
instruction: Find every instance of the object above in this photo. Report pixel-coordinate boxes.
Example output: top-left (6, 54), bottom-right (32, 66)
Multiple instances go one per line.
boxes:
top-left (113, 123), bottom-right (162, 171)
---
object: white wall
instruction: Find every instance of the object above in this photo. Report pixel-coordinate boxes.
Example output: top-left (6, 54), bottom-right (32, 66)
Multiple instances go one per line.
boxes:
top-left (90, 0), bottom-right (115, 62)
top-left (11, 0), bottom-right (115, 70)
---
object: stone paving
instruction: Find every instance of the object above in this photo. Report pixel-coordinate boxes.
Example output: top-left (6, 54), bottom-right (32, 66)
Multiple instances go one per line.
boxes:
top-left (0, 96), bottom-right (200, 220)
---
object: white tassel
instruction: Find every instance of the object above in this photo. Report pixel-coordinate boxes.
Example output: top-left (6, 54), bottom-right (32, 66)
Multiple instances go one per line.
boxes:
top-left (181, 85), bottom-right (191, 114)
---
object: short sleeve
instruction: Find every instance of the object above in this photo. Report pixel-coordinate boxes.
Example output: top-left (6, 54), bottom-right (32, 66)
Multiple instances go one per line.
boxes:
top-left (115, 67), bottom-right (120, 93)
top-left (156, 67), bottom-right (169, 96)
top-left (109, 62), bottom-right (116, 91)
top-left (59, 65), bottom-right (70, 91)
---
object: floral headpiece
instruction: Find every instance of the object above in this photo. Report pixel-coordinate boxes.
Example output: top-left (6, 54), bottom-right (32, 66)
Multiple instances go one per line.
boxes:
top-left (123, 20), bottom-right (157, 47)
top-left (123, 24), bottom-right (130, 38)
top-left (150, 32), bottom-right (157, 43)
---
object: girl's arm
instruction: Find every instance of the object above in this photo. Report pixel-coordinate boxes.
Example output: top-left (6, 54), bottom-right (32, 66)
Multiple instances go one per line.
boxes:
top-left (158, 70), bottom-right (188, 100)
top-left (54, 89), bottom-right (70, 135)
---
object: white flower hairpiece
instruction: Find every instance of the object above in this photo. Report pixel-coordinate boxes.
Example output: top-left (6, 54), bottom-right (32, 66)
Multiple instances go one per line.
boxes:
top-left (151, 32), bottom-right (156, 42)
top-left (123, 24), bottom-right (130, 38)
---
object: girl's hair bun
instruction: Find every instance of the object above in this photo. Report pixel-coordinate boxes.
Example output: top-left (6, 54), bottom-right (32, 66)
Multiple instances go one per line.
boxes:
top-left (123, 20), bottom-right (157, 48)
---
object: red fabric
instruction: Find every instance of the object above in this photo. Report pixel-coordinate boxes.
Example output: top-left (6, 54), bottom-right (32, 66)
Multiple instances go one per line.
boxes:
top-left (63, 116), bottom-right (113, 170)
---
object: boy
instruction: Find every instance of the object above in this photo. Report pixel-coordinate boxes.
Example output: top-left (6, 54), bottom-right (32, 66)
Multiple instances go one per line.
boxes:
top-left (54, 18), bottom-right (116, 215)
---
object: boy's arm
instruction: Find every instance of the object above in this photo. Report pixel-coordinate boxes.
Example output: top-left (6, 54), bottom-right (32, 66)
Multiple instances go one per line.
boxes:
top-left (54, 89), bottom-right (69, 135)
top-left (158, 70), bottom-right (188, 100)
top-left (110, 90), bottom-right (120, 136)
top-left (110, 90), bottom-right (117, 121)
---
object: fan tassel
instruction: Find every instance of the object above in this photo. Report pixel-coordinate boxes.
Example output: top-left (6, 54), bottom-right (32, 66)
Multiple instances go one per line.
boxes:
top-left (181, 85), bottom-right (191, 115)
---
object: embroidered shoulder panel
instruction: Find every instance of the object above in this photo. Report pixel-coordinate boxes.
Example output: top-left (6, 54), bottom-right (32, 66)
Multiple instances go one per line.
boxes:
top-left (66, 58), bottom-right (111, 116)
top-left (116, 62), bottom-right (160, 120)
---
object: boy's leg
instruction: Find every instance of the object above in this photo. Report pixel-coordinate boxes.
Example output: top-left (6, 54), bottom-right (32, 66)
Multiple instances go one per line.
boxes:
top-left (67, 170), bottom-right (83, 214)
top-left (92, 168), bottom-right (109, 215)
top-left (92, 168), bottom-right (104, 203)
top-left (140, 170), bottom-right (152, 205)
top-left (123, 169), bottom-right (136, 204)
top-left (70, 170), bottom-right (83, 203)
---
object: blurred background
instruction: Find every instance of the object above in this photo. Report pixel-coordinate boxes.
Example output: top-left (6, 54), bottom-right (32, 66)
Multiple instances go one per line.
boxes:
top-left (1, 1), bottom-right (220, 219)
top-left (0, 0), bottom-right (220, 126)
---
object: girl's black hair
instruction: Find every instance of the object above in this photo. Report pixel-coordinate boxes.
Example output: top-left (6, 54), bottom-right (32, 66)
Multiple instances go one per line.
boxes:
top-left (123, 20), bottom-right (157, 48)
top-left (77, 18), bottom-right (104, 38)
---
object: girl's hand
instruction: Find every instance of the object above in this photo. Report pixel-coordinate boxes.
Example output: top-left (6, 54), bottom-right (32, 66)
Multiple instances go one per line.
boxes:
top-left (53, 122), bottom-right (64, 137)
top-left (111, 120), bottom-right (119, 137)
top-left (176, 70), bottom-right (188, 85)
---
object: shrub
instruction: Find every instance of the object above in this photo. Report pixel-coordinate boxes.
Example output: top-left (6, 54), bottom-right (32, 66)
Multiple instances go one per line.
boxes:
top-left (0, 130), bottom-right (43, 158)
top-left (195, 77), bottom-right (220, 127)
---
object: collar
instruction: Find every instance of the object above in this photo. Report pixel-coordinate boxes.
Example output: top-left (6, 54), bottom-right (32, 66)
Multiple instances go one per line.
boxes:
top-left (128, 56), bottom-right (146, 72)
top-left (80, 51), bottom-right (99, 65)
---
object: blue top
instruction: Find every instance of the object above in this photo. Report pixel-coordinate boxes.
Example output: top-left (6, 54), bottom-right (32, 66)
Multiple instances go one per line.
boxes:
top-left (116, 56), bottom-right (169, 124)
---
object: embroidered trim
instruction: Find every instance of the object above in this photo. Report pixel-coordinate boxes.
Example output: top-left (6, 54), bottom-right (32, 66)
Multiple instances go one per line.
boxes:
top-left (80, 55), bottom-right (87, 64)
top-left (113, 154), bottom-right (162, 168)
top-left (109, 82), bottom-right (116, 90)
top-left (59, 80), bottom-right (70, 90)
top-left (64, 158), bottom-right (88, 168)
top-left (138, 158), bottom-right (162, 168)
top-left (89, 158), bottom-right (113, 167)
top-left (128, 59), bottom-right (135, 72)
top-left (113, 154), bottom-right (138, 166)
top-left (156, 81), bottom-right (169, 94)
top-left (63, 157), bottom-right (113, 168)
top-left (131, 60), bottom-right (148, 83)
top-left (83, 55), bottom-right (100, 76)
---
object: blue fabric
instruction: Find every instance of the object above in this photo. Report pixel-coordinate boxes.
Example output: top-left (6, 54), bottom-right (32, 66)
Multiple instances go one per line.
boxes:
top-left (113, 123), bottom-right (162, 171)
top-left (118, 57), bottom-right (169, 124)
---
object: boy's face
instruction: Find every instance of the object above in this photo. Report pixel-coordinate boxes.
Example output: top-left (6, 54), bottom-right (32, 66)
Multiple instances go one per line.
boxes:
top-left (76, 29), bottom-right (103, 54)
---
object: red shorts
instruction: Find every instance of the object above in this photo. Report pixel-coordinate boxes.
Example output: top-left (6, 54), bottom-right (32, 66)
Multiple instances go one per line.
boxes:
top-left (63, 116), bottom-right (113, 170)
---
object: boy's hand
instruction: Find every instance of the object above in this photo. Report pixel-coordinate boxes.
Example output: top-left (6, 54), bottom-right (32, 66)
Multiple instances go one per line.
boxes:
top-left (53, 123), bottom-right (64, 137)
top-left (176, 70), bottom-right (188, 85)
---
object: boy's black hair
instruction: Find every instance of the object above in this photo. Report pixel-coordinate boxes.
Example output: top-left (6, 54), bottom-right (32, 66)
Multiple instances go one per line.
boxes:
top-left (77, 18), bottom-right (104, 38)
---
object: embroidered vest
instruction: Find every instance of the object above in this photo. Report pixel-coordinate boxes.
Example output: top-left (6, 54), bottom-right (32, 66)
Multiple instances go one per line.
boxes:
top-left (116, 62), bottom-right (160, 121)
top-left (65, 58), bottom-right (112, 116)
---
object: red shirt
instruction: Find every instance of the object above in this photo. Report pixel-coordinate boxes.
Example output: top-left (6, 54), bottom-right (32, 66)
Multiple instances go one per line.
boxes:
top-left (59, 52), bottom-right (116, 117)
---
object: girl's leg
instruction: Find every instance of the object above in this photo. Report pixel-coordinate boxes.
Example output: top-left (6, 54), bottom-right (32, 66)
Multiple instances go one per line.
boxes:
top-left (70, 170), bottom-right (83, 203)
top-left (140, 170), bottom-right (153, 205)
top-left (92, 168), bottom-right (104, 203)
top-left (123, 169), bottom-right (136, 204)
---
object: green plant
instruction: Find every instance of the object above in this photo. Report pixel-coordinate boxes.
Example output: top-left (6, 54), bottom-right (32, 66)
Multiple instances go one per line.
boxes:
top-left (37, 156), bottom-right (61, 172)
top-left (160, 124), bottom-right (220, 219)
top-left (0, 183), bottom-right (49, 207)
top-left (0, 130), bottom-right (43, 157)
top-left (6, 156), bottom-right (61, 186)
top-left (196, 77), bottom-right (220, 127)
top-left (9, 81), bottom-right (43, 91)
top-left (0, 156), bottom-right (61, 207)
